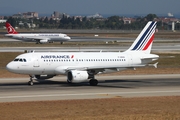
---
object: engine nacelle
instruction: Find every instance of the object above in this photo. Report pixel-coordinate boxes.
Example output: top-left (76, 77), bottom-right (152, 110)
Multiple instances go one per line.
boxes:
top-left (39, 39), bottom-right (48, 43)
top-left (67, 70), bottom-right (89, 83)
top-left (35, 75), bottom-right (54, 79)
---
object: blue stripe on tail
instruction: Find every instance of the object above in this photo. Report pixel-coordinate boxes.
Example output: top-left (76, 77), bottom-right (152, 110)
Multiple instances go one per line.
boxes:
top-left (136, 24), bottom-right (156, 50)
top-left (132, 22), bottom-right (156, 50)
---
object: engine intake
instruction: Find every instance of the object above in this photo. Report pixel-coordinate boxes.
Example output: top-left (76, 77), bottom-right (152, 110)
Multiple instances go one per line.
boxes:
top-left (40, 39), bottom-right (48, 43)
top-left (67, 70), bottom-right (89, 83)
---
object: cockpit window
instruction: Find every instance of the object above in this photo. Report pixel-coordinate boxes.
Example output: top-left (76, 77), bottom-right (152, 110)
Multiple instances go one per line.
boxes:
top-left (13, 58), bottom-right (27, 62)
top-left (14, 58), bottom-right (19, 61)
top-left (19, 59), bottom-right (23, 62)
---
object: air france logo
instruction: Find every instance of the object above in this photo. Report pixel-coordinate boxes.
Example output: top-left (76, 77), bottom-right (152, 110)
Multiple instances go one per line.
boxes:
top-left (41, 55), bottom-right (74, 59)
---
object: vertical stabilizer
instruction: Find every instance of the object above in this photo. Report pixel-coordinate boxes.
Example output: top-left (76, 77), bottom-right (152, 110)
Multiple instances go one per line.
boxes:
top-left (125, 21), bottom-right (157, 54)
top-left (5, 22), bottom-right (18, 34)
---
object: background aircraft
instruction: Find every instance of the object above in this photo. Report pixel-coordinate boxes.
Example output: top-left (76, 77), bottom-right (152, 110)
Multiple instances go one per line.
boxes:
top-left (5, 22), bottom-right (71, 44)
top-left (6, 21), bottom-right (159, 86)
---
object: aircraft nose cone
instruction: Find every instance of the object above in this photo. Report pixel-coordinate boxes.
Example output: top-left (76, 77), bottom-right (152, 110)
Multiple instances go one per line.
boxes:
top-left (67, 36), bottom-right (71, 40)
top-left (6, 62), bottom-right (16, 72)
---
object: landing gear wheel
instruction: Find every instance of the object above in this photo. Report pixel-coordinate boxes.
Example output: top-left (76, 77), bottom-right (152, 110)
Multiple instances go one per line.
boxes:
top-left (28, 78), bottom-right (34, 86)
top-left (67, 79), bottom-right (71, 84)
top-left (89, 79), bottom-right (98, 86)
top-left (28, 81), bottom-right (33, 86)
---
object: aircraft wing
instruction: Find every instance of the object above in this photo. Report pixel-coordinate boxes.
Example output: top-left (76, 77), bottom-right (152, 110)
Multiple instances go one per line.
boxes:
top-left (25, 36), bottom-right (50, 40)
top-left (25, 36), bottom-right (68, 44)
top-left (20, 36), bottom-right (51, 43)
top-left (61, 65), bottom-right (136, 74)
top-left (66, 66), bottom-right (118, 70)
top-left (25, 36), bottom-right (69, 42)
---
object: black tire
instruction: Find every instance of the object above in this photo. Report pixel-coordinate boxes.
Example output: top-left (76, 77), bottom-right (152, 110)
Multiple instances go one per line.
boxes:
top-left (28, 81), bottom-right (33, 86)
top-left (89, 79), bottom-right (98, 86)
top-left (67, 79), bottom-right (71, 84)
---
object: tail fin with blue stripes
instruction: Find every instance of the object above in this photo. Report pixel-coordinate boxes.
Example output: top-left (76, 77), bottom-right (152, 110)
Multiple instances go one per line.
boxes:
top-left (125, 21), bottom-right (157, 54)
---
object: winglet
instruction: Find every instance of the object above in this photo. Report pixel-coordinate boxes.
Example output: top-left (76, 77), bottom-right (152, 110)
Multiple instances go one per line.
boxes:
top-left (125, 21), bottom-right (157, 54)
top-left (5, 22), bottom-right (18, 34)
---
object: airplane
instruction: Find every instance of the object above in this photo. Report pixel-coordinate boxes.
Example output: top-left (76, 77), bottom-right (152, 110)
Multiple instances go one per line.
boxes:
top-left (6, 21), bottom-right (159, 86)
top-left (5, 22), bottom-right (71, 44)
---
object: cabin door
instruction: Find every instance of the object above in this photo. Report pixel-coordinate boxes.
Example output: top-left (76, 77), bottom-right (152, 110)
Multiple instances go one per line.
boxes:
top-left (33, 58), bottom-right (40, 67)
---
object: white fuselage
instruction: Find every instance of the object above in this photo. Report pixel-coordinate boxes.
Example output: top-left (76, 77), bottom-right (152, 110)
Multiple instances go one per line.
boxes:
top-left (5, 33), bottom-right (71, 42)
top-left (6, 51), bottom-right (158, 75)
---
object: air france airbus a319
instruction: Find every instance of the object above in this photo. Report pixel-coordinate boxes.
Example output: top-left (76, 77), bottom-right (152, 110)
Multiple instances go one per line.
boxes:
top-left (5, 22), bottom-right (71, 44)
top-left (6, 21), bottom-right (159, 86)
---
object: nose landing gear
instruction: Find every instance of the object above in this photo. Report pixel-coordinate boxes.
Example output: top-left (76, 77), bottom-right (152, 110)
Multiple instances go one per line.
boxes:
top-left (28, 75), bottom-right (35, 86)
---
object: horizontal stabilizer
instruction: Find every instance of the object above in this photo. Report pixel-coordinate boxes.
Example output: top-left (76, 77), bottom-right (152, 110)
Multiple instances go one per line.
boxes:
top-left (148, 62), bottom-right (158, 68)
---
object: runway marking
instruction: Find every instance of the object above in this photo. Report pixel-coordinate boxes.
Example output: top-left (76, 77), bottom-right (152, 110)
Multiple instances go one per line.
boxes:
top-left (0, 90), bottom-right (180, 99)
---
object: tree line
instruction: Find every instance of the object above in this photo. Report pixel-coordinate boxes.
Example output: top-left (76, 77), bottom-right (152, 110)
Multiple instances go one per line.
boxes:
top-left (2, 14), bottom-right (180, 30)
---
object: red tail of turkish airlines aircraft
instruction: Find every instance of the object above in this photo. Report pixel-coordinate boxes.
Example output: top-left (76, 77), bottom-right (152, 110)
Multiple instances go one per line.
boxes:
top-left (5, 22), bottom-right (18, 34)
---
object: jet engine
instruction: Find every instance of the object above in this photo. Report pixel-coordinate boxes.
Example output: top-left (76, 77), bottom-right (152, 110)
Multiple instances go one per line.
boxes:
top-left (34, 75), bottom-right (54, 79)
top-left (67, 70), bottom-right (89, 83)
top-left (39, 39), bottom-right (49, 43)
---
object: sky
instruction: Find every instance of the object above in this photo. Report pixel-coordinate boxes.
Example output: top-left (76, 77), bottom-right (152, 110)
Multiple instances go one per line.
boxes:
top-left (0, 0), bottom-right (180, 16)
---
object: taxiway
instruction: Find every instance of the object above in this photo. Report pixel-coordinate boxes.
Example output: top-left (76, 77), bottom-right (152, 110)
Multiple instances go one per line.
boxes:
top-left (0, 45), bottom-right (180, 53)
top-left (0, 74), bottom-right (179, 102)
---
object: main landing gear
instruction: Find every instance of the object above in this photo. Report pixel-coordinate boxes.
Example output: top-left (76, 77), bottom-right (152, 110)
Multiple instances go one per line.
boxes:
top-left (89, 79), bottom-right (98, 86)
top-left (88, 71), bottom-right (98, 86)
